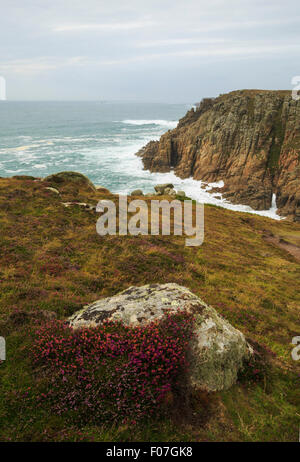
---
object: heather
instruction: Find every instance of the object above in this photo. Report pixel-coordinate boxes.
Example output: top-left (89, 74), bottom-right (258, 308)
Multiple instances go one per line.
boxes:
top-left (28, 313), bottom-right (193, 425)
top-left (0, 176), bottom-right (299, 441)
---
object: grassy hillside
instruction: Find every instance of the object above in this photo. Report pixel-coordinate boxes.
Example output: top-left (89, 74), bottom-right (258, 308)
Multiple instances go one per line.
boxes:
top-left (0, 175), bottom-right (299, 441)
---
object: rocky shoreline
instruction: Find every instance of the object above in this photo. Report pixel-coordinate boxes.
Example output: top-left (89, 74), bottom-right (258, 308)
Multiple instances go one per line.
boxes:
top-left (136, 90), bottom-right (300, 222)
top-left (130, 183), bottom-right (186, 198)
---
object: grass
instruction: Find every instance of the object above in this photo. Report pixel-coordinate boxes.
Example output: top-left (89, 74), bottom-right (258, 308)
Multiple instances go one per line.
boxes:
top-left (0, 175), bottom-right (299, 441)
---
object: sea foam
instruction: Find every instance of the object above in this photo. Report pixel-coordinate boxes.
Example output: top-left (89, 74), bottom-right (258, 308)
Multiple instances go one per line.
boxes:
top-left (122, 119), bottom-right (178, 129)
top-left (0, 102), bottom-right (283, 220)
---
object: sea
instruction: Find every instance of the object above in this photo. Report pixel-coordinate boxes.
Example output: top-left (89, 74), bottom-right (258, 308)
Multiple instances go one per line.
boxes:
top-left (0, 101), bottom-right (280, 219)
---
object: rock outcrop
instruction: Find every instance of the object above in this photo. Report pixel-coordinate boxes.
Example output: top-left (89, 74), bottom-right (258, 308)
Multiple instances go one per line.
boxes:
top-left (44, 171), bottom-right (96, 192)
top-left (69, 283), bottom-right (252, 391)
top-left (154, 183), bottom-right (174, 194)
top-left (130, 189), bottom-right (144, 196)
top-left (137, 90), bottom-right (300, 221)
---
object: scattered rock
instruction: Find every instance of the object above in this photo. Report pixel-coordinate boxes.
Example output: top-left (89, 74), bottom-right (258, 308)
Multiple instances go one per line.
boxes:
top-left (69, 283), bottom-right (252, 392)
top-left (177, 190), bottom-right (186, 198)
top-left (45, 187), bottom-right (60, 195)
top-left (164, 187), bottom-right (177, 197)
top-left (131, 189), bottom-right (144, 196)
top-left (62, 202), bottom-right (96, 211)
top-left (154, 183), bottom-right (174, 194)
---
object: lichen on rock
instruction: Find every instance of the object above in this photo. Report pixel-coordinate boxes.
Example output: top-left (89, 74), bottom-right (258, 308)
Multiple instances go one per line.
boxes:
top-left (69, 283), bottom-right (252, 392)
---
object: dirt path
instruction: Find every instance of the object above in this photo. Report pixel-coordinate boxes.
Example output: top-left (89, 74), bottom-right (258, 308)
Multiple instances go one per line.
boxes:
top-left (263, 234), bottom-right (300, 263)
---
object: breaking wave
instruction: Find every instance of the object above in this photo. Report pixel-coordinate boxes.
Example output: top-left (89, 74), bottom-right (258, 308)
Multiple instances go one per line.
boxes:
top-left (122, 119), bottom-right (178, 129)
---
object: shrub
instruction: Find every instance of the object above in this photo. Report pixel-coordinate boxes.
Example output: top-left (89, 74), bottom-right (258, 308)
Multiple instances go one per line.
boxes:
top-left (29, 312), bottom-right (194, 425)
top-left (238, 341), bottom-right (275, 385)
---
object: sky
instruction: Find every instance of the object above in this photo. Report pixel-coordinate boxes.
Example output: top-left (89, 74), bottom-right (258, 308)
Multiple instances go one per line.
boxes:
top-left (0, 0), bottom-right (300, 102)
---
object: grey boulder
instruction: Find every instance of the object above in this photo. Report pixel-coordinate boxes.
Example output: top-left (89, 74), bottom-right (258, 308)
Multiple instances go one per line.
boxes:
top-left (69, 283), bottom-right (252, 392)
top-left (154, 183), bottom-right (174, 194)
top-left (177, 190), bottom-right (186, 198)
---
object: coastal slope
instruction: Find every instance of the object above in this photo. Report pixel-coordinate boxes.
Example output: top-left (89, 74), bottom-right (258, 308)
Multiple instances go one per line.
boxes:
top-left (137, 90), bottom-right (300, 221)
top-left (0, 173), bottom-right (299, 441)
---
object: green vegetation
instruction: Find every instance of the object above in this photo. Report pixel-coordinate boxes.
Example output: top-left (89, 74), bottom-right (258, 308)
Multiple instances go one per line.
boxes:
top-left (0, 176), bottom-right (299, 441)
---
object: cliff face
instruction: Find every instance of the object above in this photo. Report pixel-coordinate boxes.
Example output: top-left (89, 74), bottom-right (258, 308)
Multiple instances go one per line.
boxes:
top-left (137, 90), bottom-right (300, 221)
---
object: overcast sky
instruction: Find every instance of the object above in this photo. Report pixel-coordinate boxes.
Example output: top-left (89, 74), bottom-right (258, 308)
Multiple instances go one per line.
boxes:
top-left (1, 0), bottom-right (300, 102)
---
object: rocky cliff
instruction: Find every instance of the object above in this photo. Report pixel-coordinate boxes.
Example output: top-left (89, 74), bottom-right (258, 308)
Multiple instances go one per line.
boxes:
top-left (137, 90), bottom-right (300, 221)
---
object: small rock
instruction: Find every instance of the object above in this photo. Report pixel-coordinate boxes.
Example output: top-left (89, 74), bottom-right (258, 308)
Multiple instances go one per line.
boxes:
top-left (45, 187), bottom-right (60, 195)
top-left (177, 191), bottom-right (186, 198)
top-left (61, 202), bottom-right (95, 211)
top-left (131, 189), bottom-right (144, 196)
top-left (154, 183), bottom-right (174, 194)
top-left (164, 187), bottom-right (176, 197)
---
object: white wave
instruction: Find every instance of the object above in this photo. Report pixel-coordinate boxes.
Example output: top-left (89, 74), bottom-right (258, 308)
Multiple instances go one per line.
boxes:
top-left (0, 118), bottom-right (283, 221)
top-left (204, 180), bottom-right (224, 191)
top-left (109, 159), bottom-right (282, 220)
top-left (3, 140), bottom-right (54, 152)
top-left (49, 137), bottom-right (99, 143)
top-left (80, 132), bottom-right (283, 220)
top-left (144, 174), bottom-right (282, 220)
top-left (37, 140), bottom-right (54, 145)
top-left (122, 119), bottom-right (178, 129)
top-left (32, 163), bottom-right (47, 169)
top-left (15, 145), bottom-right (39, 151)
top-left (4, 168), bottom-right (25, 174)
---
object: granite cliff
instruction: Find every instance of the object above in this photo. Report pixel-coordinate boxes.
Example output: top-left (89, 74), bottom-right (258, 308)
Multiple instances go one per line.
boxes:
top-left (137, 90), bottom-right (300, 221)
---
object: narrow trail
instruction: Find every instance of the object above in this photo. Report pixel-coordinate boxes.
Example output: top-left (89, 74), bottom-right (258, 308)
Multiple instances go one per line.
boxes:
top-left (263, 233), bottom-right (300, 263)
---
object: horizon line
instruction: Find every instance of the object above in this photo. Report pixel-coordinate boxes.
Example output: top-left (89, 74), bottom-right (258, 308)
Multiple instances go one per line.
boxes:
top-left (0, 99), bottom-right (195, 104)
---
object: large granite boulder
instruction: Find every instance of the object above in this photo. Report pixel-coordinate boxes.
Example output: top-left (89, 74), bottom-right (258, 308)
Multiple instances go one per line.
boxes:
top-left (69, 283), bottom-right (252, 391)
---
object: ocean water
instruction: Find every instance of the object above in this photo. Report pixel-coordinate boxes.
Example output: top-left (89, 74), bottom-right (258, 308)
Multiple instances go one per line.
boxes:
top-left (0, 101), bottom-right (281, 219)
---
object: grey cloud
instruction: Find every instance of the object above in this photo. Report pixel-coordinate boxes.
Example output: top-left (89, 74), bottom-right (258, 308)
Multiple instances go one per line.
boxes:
top-left (0, 0), bottom-right (299, 101)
